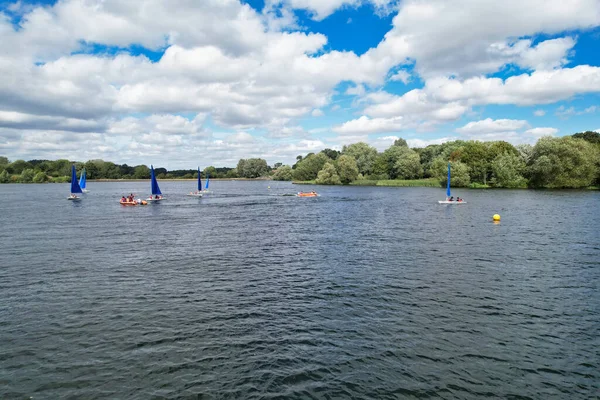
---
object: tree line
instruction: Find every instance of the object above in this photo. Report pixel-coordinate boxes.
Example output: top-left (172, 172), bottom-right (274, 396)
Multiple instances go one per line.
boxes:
top-left (271, 131), bottom-right (600, 189)
top-left (0, 158), bottom-right (237, 183)
top-left (1, 131), bottom-right (599, 188)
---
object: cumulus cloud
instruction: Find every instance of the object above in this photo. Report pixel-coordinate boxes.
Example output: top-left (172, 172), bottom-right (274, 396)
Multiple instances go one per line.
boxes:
top-left (525, 127), bottom-right (558, 137)
top-left (533, 109), bottom-right (546, 116)
top-left (333, 115), bottom-right (404, 134)
top-left (456, 118), bottom-right (529, 135)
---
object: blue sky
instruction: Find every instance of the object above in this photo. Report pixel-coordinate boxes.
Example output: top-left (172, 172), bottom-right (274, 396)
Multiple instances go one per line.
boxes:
top-left (0, 0), bottom-right (599, 168)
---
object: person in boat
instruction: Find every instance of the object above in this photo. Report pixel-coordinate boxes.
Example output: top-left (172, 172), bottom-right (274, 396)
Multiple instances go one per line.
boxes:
top-left (457, 197), bottom-right (462, 202)
top-left (121, 196), bottom-right (126, 202)
top-left (449, 196), bottom-right (454, 201)
top-left (70, 194), bottom-right (78, 199)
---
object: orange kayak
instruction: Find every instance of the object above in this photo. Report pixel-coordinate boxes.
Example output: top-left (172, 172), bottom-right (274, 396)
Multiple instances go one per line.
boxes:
top-left (297, 192), bottom-right (318, 197)
top-left (120, 200), bottom-right (147, 206)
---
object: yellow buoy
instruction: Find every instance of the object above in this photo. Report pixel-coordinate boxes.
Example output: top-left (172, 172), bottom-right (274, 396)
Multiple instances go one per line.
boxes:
top-left (493, 214), bottom-right (501, 222)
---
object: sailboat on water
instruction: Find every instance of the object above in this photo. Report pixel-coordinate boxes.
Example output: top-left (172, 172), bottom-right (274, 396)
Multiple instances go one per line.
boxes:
top-left (202, 171), bottom-right (212, 194)
top-left (79, 168), bottom-right (88, 193)
top-left (187, 167), bottom-right (204, 197)
top-left (67, 165), bottom-right (83, 200)
top-left (438, 163), bottom-right (466, 204)
top-left (146, 165), bottom-right (164, 202)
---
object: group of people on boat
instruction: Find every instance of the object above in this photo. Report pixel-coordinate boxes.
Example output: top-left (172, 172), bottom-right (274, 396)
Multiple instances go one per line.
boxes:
top-left (447, 196), bottom-right (464, 202)
top-left (121, 193), bottom-right (143, 203)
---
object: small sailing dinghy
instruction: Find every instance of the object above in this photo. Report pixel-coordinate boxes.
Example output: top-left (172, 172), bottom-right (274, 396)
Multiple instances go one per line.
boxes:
top-left (438, 163), bottom-right (466, 204)
top-left (79, 168), bottom-right (88, 192)
top-left (146, 165), bottom-right (164, 202)
top-left (67, 165), bottom-right (83, 200)
top-left (202, 171), bottom-right (212, 194)
top-left (187, 167), bottom-right (204, 197)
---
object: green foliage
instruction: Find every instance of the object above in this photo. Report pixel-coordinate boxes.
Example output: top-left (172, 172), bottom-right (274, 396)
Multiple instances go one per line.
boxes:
top-left (320, 148), bottom-right (341, 160)
top-left (19, 169), bottom-right (35, 183)
top-left (33, 171), bottom-right (47, 183)
top-left (133, 165), bottom-right (150, 179)
top-left (293, 153), bottom-right (330, 181)
top-left (528, 136), bottom-right (598, 188)
top-left (236, 158), bottom-right (268, 178)
top-left (342, 142), bottom-right (378, 176)
top-left (572, 131), bottom-right (600, 144)
top-left (491, 152), bottom-right (527, 188)
top-left (336, 155), bottom-right (359, 184)
top-left (272, 165), bottom-right (293, 181)
top-left (393, 148), bottom-right (423, 179)
top-left (0, 170), bottom-right (10, 183)
top-left (6, 160), bottom-right (32, 175)
top-left (431, 158), bottom-right (471, 187)
top-left (0, 156), bottom-right (9, 166)
top-left (393, 138), bottom-right (408, 147)
top-left (226, 169), bottom-right (238, 178)
top-left (315, 162), bottom-right (341, 185)
top-left (374, 178), bottom-right (441, 187)
top-left (373, 146), bottom-right (407, 178)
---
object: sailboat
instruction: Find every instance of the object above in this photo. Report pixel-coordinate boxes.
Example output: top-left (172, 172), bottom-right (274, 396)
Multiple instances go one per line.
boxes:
top-left (438, 163), bottom-right (466, 204)
top-left (146, 165), bottom-right (164, 202)
top-left (79, 168), bottom-right (88, 192)
top-left (187, 167), bottom-right (204, 197)
top-left (202, 171), bottom-right (212, 194)
top-left (67, 165), bottom-right (83, 200)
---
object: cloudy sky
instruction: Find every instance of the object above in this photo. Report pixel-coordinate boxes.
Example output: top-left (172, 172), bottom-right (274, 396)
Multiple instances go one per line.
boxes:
top-left (1, 0), bottom-right (599, 168)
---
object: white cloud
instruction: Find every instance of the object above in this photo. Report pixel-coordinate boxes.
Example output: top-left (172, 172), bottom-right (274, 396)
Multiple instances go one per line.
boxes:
top-left (389, 70), bottom-right (410, 84)
top-left (525, 127), bottom-right (558, 137)
top-left (311, 109), bottom-right (324, 117)
top-left (333, 115), bottom-right (404, 134)
top-left (264, 0), bottom-right (397, 21)
top-left (362, 66), bottom-right (600, 126)
top-left (555, 104), bottom-right (598, 118)
top-left (456, 118), bottom-right (529, 135)
top-left (533, 109), bottom-right (546, 116)
top-left (368, 0), bottom-right (598, 79)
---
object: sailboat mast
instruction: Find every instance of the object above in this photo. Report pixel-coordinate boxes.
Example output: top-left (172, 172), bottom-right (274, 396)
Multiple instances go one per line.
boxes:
top-left (446, 163), bottom-right (451, 199)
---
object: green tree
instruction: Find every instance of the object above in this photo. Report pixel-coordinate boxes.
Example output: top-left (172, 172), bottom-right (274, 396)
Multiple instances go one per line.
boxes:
top-left (393, 138), bottom-right (408, 147)
top-left (0, 156), bottom-right (9, 166)
top-left (516, 144), bottom-right (534, 163)
top-left (272, 165), bottom-right (293, 181)
top-left (491, 152), bottom-right (527, 188)
top-left (6, 160), bottom-right (32, 175)
top-left (133, 165), bottom-right (150, 179)
top-left (226, 169), bottom-right (238, 178)
top-left (204, 166), bottom-right (217, 179)
top-left (336, 155), bottom-right (359, 184)
top-left (393, 148), bottom-right (423, 179)
top-left (19, 168), bottom-right (35, 183)
top-left (572, 130), bottom-right (600, 144)
top-left (528, 136), bottom-right (598, 188)
top-left (321, 148), bottom-right (341, 160)
top-left (293, 153), bottom-right (330, 181)
top-left (432, 158), bottom-right (470, 187)
top-left (33, 171), bottom-right (47, 183)
top-left (237, 158), bottom-right (268, 178)
top-left (373, 145), bottom-right (409, 179)
top-left (455, 141), bottom-right (490, 184)
top-left (315, 162), bottom-right (341, 185)
top-left (0, 170), bottom-right (10, 183)
top-left (342, 142), bottom-right (378, 176)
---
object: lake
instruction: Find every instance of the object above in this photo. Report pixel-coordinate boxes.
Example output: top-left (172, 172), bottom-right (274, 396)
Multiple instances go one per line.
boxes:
top-left (0, 181), bottom-right (598, 399)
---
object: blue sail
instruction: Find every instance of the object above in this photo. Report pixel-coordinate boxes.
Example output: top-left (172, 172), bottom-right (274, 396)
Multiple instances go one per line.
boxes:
top-left (150, 165), bottom-right (162, 195)
top-left (205, 172), bottom-right (210, 189)
top-left (446, 163), bottom-right (451, 198)
top-left (79, 168), bottom-right (86, 189)
top-left (70, 165), bottom-right (83, 194)
top-left (197, 167), bottom-right (202, 191)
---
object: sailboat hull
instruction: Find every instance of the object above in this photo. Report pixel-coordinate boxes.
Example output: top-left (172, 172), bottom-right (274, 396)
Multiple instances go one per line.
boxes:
top-left (146, 197), bottom-right (164, 202)
top-left (186, 192), bottom-right (204, 197)
top-left (438, 200), bottom-right (467, 204)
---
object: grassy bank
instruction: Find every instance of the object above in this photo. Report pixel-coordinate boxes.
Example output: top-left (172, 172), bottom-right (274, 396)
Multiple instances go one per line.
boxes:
top-left (292, 178), bottom-right (442, 187)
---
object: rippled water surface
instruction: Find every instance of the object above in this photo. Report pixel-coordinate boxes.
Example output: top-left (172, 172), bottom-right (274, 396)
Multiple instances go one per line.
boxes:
top-left (1, 181), bottom-right (599, 399)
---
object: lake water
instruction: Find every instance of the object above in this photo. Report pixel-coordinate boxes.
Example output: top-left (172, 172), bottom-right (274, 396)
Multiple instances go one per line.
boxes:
top-left (1, 181), bottom-right (599, 399)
